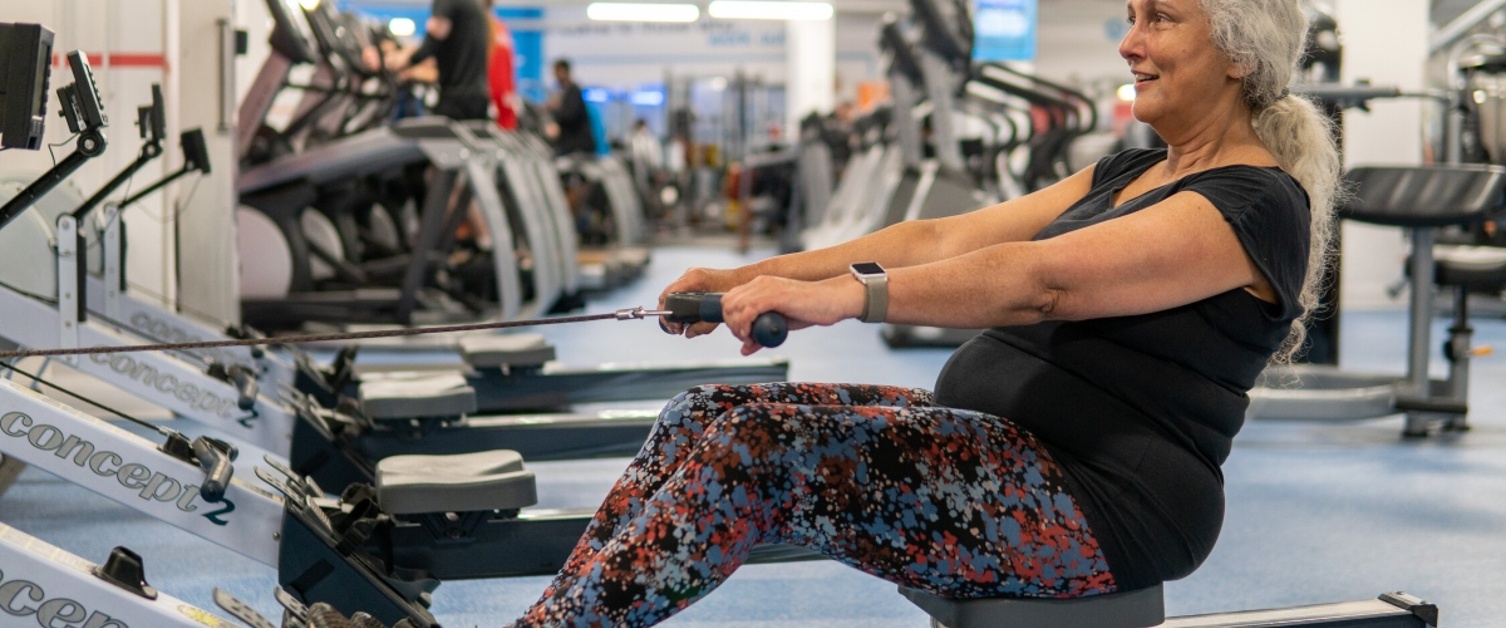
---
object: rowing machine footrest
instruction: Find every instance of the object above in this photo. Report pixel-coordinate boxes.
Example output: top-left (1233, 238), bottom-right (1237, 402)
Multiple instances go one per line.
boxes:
top-left (376, 450), bottom-right (537, 514)
top-left (358, 374), bottom-right (477, 420)
top-left (898, 584), bottom-right (1165, 628)
top-left (460, 333), bottom-right (557, 369)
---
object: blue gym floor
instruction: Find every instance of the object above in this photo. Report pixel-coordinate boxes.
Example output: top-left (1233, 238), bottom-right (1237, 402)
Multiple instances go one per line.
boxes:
top-left (4, 244), bottom-right (1505, 626)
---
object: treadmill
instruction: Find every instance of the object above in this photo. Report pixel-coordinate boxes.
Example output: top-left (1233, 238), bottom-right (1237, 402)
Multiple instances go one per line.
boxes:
top-left (237, 0), bottom-right (525, 331)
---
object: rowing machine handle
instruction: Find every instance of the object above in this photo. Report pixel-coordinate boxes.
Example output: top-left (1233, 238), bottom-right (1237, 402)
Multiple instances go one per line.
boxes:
top-left (191, 436), bottom-right (237, 502)
top-left (227, 365), bottom-right (258, 411)
top-left (664, 292), bottom-right (789, 348)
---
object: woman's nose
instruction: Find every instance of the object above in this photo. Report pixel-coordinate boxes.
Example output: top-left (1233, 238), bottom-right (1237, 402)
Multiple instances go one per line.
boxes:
top-left (1119, 22), bottom-right (1144, 61)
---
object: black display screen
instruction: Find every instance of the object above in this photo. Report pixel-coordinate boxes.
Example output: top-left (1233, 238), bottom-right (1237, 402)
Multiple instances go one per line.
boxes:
top-left (0, 23), bottom-right (56, 150)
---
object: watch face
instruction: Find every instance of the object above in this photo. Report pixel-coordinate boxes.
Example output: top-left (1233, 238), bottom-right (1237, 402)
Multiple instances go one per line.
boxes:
top-left (852, 262), bottom-right (884, 276)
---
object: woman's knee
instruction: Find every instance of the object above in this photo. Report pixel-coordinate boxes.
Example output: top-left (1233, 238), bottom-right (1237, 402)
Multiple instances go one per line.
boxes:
top-left (906, 387), bottom-right (936, 406)
top-left (653, 384), bottom-right (763, 452)
top-left (665, 384), bottom-right (723, 408)
top-left (662, 385), bottom-right (736, 424)
top-left (703, 404), bottom-right (872, 464)
top-left (663, 383), bottom-right (762, 413)
top-left (688, 404), bottom-right (796, 467)
top-left (718, 402), bottom-right (800, 431)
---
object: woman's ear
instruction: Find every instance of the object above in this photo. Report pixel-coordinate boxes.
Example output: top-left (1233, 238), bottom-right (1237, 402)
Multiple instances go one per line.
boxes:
top-left (1226, 57), bottom-right (1254, 81)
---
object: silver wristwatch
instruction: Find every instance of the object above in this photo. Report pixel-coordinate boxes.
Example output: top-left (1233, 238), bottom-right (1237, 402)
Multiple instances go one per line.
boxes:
top-left (850, 261), bottom-right (888, 323)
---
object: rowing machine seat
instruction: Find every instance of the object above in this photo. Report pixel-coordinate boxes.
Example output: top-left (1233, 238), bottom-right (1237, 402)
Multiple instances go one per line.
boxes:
top-left (375, 449), bottom-right (537, 513)
top-left (898, 584), bottom-right (1165, 628)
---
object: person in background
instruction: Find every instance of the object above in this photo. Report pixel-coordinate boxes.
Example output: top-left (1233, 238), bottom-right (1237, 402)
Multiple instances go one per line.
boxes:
top-left (386, 0), bottom-right (490, 121)
top-left (823, 100), bottom-right (858, 175)
top-left (366, 35), bottom-right (435, 119)
top-left (547, 58), bottom-right (597, 156)
top-left (629, 118), bottom-right (665, 188)
top-left (484, 0), bottom-right (520, 130)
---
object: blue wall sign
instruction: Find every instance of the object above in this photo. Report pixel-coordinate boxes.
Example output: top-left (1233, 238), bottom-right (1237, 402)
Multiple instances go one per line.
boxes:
top-left (973, 0), bottom-right (1038, 62)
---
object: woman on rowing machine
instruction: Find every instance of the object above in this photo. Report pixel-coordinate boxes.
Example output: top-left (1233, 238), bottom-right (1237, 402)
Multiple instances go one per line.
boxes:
top-left (513, 0), bottom-right (1340, 625)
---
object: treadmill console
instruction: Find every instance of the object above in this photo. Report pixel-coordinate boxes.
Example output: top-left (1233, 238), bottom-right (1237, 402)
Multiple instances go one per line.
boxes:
top-left (265, 0), bottom-right (322, 64)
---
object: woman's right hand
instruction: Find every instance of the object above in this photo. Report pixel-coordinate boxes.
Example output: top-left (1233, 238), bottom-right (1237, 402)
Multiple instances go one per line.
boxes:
top-left (658, 267), bottom-right (745, 338)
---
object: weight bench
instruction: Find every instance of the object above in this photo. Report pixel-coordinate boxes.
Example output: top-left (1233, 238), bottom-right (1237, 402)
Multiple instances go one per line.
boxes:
top-left (1249, 163), bottom-right (1506, 436)
top-left (1335, 164), bottom-right (1506, 434)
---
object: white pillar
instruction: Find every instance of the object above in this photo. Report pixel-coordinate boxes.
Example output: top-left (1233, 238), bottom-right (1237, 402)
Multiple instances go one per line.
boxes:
top-left (175, 0), bottom-right (241, 323)
top-left (786, 17), bottom-right (835, 143)
top-left (1334, 0), bottom-right (1428, 309)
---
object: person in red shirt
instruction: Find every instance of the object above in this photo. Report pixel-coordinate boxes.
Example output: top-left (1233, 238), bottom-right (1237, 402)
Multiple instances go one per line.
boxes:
top-left (485, 0), bottom-right (519, 130)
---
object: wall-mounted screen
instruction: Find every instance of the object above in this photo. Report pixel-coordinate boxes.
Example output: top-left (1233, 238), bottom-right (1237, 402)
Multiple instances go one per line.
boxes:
top-left (973, 0), bottom-right (1037, 62)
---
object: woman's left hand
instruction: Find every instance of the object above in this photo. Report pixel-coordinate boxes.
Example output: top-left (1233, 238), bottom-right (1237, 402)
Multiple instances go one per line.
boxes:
top-left (720, 275), bottom-right (865, 355)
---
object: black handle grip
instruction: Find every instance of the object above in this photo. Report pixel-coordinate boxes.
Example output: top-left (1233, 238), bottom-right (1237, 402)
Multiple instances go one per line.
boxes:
top-left (228, 366), bottom-right (258, 411)
top-left (664, 292), bottom-right (788, 347)
top-left (191, 436), bottom-right (234, 502)
top-left (749, 314), bottom-right (789, 348)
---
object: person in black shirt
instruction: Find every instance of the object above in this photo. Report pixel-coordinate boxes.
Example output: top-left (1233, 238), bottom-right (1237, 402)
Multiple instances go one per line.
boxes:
top-left (512, 0), bottom-right (1341, 625)
top-left (822, 100), bottom-right (858, 174)
top-left (547, 59), bottom-right (596, 157)
top-left (386, 0), bottom-right (490, 121)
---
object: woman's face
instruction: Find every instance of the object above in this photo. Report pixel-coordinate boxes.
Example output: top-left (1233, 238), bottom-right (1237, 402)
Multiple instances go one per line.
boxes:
top-left (1119, 0), bottom-right (1242, 128)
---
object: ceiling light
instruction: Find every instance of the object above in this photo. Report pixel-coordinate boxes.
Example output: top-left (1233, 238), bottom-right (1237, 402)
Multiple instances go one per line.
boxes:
top-left (587, 3), bottom-right (701, 22)
top-left (708, 1), bottom-right (834, 21)
top-left (388, 17), bottom-right (416, 37)
top-left (1117, 83), bottom-right (1137, 102)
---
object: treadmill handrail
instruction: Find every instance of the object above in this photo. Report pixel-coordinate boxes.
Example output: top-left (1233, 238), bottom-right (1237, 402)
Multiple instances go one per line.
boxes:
top-left (236, 127), bottom-right (429, 192)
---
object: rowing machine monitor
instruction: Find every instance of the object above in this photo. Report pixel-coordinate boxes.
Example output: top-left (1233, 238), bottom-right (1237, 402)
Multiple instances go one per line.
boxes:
top-left (58, 50), bottom-right (106, 133)
top-left (0, 23), bottom-right (54, 150)
top-left (1, 49), bottom-right (109, 230)
top-left (182, 127), bottom-right (212, 174)
top-left (135, 83), bottom-right (166, 142)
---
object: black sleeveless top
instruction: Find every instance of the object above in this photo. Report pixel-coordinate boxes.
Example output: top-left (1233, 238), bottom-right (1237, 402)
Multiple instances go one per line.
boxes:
top-left (933, 148), bottom-right (1311, 589)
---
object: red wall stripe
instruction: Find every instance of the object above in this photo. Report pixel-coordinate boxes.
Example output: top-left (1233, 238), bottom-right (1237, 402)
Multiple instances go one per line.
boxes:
top-left (52, 53), bottom-right (167, 69)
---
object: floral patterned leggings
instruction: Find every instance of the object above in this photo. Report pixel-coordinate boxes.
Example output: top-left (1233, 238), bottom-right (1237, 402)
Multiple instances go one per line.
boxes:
top-left (511, 383), bottom-right (1117, 627)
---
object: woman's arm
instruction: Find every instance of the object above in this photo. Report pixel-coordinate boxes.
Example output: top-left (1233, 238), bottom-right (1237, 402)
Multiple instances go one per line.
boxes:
top-left (659, 163), bottom-right (1099, 336)
top-left (754, 164), bottom-right (1098, 280)
top-left (717, 189), bottom-right (1274, 353)
top-left (889, 189), bottom-right (1274, 325)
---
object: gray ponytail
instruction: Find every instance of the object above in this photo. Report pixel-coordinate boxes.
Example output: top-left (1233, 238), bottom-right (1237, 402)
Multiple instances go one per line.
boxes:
top-left (1202, 0), bottom-right (1343, 364)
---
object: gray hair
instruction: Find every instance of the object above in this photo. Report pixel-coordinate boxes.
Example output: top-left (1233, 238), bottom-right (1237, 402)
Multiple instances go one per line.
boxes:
top-left (1201, 0), bottom-right (1343, 365)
